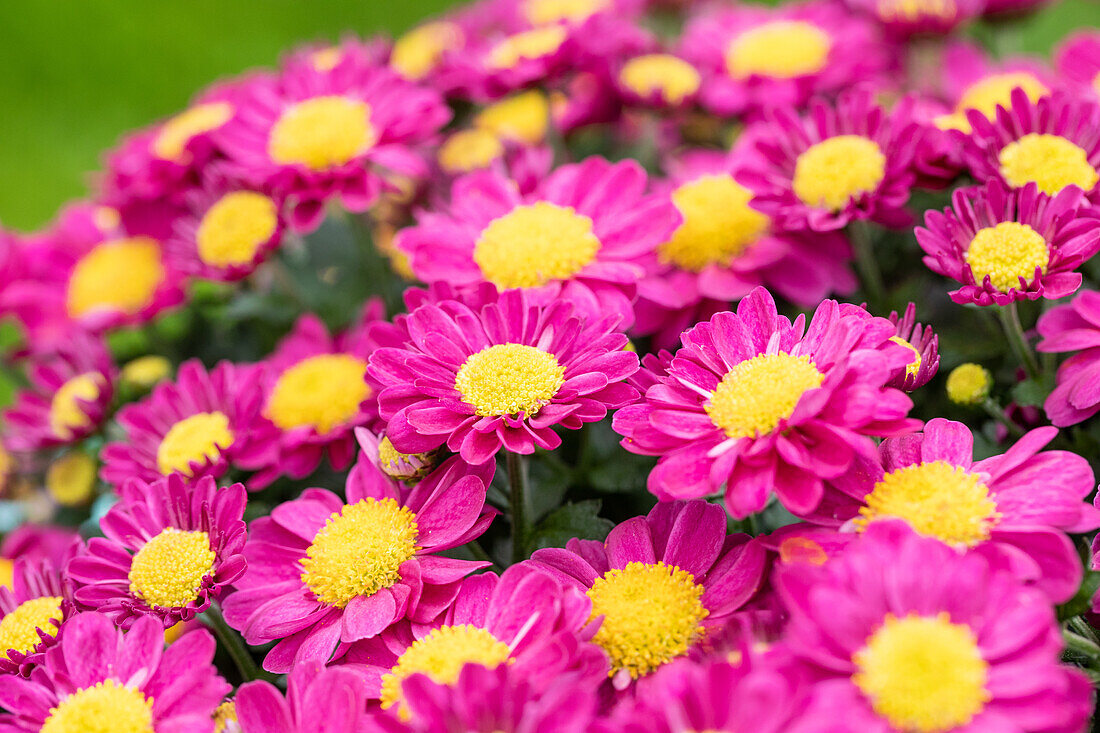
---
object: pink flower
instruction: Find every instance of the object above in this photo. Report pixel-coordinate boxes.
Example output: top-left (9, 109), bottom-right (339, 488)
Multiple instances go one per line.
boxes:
top-left (937, 39), bottom-right (1057, 127)
top-left (845, 0), bottom-right (983, 38)
top-left (614, 287), bottom-right (919, 518)
top-left (235, 660), bottom-right (376, 733)
top-left (371, 286), bottom-right (640, 464)
top-left (1055, 31), bottom-right (1100, 101)
top-left (0, 559), bottom-right (76, 677)
top-left (1037, 288), bottom-right (1100, 426)
top-left (67, 475), bottom-right (247, 628)
top-left (884, 303), bottom-right (939, 391)
top-left (222, 455), bottom-right (495, 672)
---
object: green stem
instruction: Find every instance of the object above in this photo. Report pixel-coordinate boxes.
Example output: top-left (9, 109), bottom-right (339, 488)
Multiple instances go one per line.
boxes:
top-left (466, 539), bottom-right (500, 571)
top-left (507, 451), bottom-right (530, 565)
top-left (849, 221), bottom-right (885, 308)
top-left (997, 302), bottom-right (1040, 380)
top-left (981, 398), bottom-right (1025, 439)
top-left (1063, 629), bottom-right (1100, 666)
top-left (202, 605), bottom-right (274, 683)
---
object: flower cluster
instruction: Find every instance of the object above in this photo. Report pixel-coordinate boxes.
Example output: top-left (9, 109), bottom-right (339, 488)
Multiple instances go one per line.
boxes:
top-left (1, 0), bottom-right (1100, 731)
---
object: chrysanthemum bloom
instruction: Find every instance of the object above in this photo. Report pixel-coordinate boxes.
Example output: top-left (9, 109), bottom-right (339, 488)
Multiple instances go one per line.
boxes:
top-left (845, 0), bottom-right (983, 38)
top-left (351, 428), bottom-right (439, 483)
top-left (223, 455), bottom-right (495, 672)
top-left (100, 359), bottom-right (263, 485)
top-left (615, 52), bottom-right (702, 109)
top-left (945, 363), bottom-right (993, 406)
top-left (883, 303), bottom-right (939, 391)
top-left (982, 0), bottom-right (1056, 15)
top-left (433, 127), bottom-right (553, 198)
top-left (217, 58), bottom-right (450, 233)
top-left (633, 150), bottom-right (855, 347)
top-left (1037, 288), bottom-right (1100, 426)
top-left (614, 287), bottom-right (919, 517)
top-left (740, 88), bottom-right (922, 232)
top-left (67, 474), bottom-right (246, 628)
top-left (816, 418), bottom-right (1099, 602)
top-left (957, 89), bottom-right (1100, 199)
top-left (2, 333), bottom-right (116, 452)
top-left (1055, 31), bottom-right (1100, 101)
top-left (531, 501), bottom-right (768, 685)
top-left (0, 527), bottom-right (81, 586)
top-left (234, 304), bottom-right (390, 489)
top-left (0, 612), bottom-right (229, 732)
top-left (776, 520), bottom-right (1093, 733)
top-left (0, 559), bottom-right (75, 676)
top-left (235, 660), bottom-right (374, 733)
top-left (916, 181), bottom-right (1100, 306)
top-left (397, 157), bottom-right (677, 327)
top-left (371, 287), bottom-right (640, 464)
top-left (342, 563), bottom-right (607, 716)
top-left (680, 2), bottom-right (888, 118)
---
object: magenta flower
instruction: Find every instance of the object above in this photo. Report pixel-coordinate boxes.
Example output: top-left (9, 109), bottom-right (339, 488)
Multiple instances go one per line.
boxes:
top-left (67, 474), bottom-right (246, 628)
top-left (342, 563), bottom-right (606, 715)
top-left (614, 287), bottom-right (919, 518)
top-left (884, 303), bottom-right (939, 391)
top-left (531, 500), bottom-right (768, 686)
top-left (0, 559), bottom-right (76, 677)
top-left (775, 520), bottom-right (1093, 733)
top-left (845, 0), bottom-right (983, 38)
top-left (1037, 288), bottom-right (1100, 426)
top-left (371, 287), bottom-right (639, 464)
top-left (234, 304), bottom-right (390, 489)
top-left (916, 181), bottom-right (1100, 306)
top-left (222, 455), bottom-right (495, 672)
top-left (396, 157), bottom-right (679, 327)
top-left (739, 88), bottom-right (922, 232)
top-left (1055, 31), bottom-right (1100, 101)
top-left (0, 612), bottom-right (229, 733)
top-left (235, 660), bottom-right (375, 733)
top-left (101, 359), bottom-right (264, 485)
top-left (613, 51), bottom-right (702, 110)
top-left (217, 56), bottom-right (450, 233)
top-left (2, 333), bottom-right (116, 452)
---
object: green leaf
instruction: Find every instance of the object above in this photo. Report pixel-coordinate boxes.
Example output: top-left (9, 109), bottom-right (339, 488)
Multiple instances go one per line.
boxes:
top-left (1011, 374), bottom-right (1055, 408)
top-left (530, 500), bottom-right (613, 550)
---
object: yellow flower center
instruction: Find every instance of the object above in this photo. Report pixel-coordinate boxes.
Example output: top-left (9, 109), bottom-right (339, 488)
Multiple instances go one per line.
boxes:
top-left (724, 21), bottom-right (832, 79)
top-left (41, 679), bottom-right (154, 733)
top-left (587, 561), bottom-right (708, 679)
top-left (487, 27), bottom-right (567, 70)
top-left (855, 461), bottom-right (999, 546)
top-left (309, 47), bottom-right (343, 71)
top-left (391, 22), bottom-right (462, 80)
top-left (706, 353), bottom-right (824, 439)
top-left (945, 363), bottom-right (992, 406)
top-left (0, 560), bottom-right (11, 591)
top-left (853, 613), bottom-right (990, 733)
top-left (619, 54), bottom-right (701, 104)
top-left (660, 175), bottom-right (770, 271)
top-left (438, 129), bottom-right (505, 174)
top-left (877, 0), bottom-right (957, 21)
top-left (120, 356), bottom-right (172, 390)
top-left (93, 206), bottom-right (120, 232)
top-left (268, 96), bottom-right (376, 171)
top-left (964, 221), bottom-right (1048, 293)
top-left (999, 133), bottom-right (1099, 195)
top-left (196, 191), bottom-right (278, 268)
top-left (474, 90), bottom-right (550, 145)
top-left (957, 73), bottom-right (1049, 124)
top-left (889, 336), bottom-right (922, 378)
top-left (524, 0), bottom-right (609, 24)
top-left (128, 528), bottom-right (215, 609)
top-left (156, 411), bottom-right (235, 477)
top-left (793, 135), bottom-right (886, 211)
top-left (213, 702), bottom-right (238, 733)
top-left (66, 238), bottom-right (165, 319)
top-left (0, 596), bottom-right (64, 659)
top-left (380, 625), bottom-right (512, 714)
top-left (455, 344), bottom-right (565, 417)
top-left (300, 498), bottom-right (419, 607)
top-left (49, 373), bottom-right (104, 440)
top-left (152, 102), bottom-right (234, 161)
top-left (264, 354), bottom-right (370, 435)
top-left (46, 452), bottom-right (97, 507)
top-left (473, 202), bottom-right (601, 289)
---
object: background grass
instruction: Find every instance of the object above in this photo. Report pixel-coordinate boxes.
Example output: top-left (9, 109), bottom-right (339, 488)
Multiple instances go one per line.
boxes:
top-left (0, 0), bottom-right (1096, 232)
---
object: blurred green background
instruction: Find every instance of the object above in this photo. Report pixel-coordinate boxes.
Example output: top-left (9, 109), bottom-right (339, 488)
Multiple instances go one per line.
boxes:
top-left (0, 0), bottom-right (1096, 233)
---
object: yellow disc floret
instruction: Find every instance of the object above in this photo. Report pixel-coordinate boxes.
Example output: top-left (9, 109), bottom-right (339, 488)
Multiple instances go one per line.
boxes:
top-left (455, 344), bottom-right (565, 417)
top-left (438, 129), bottom-right (505, 174)
top-left (41, 679), bottom-right (154, 733)
top-left (793, 135), bottom-right (887, 211)
top-left (380, 624), bottom-right (512, 713)
top-left (128, 528), bottom-right (215, 609)
top-left (474, 202), bottom-right (601, 289)
top-left (488, 27), bottom-right (567, 70)
top-left (120, 356), bottom-right (172, 390)
top-left (853, 612), bottom-right (990, 733)
top-left (855, 461), bottom-right (999, 546)
top-left (46, 452), bottom-right (97, 507)
top-left (391, 22), bottom-right (462, 80)
top-left (946, 363), bottom-right (993, 406)
top-left (660, 175), bottom-right (770, 271)
top-left (269, 96), bottom-right (376, 170)
top-left (156, 411), bottom-right (235, 477)
top-left (0, 596), bottom-right (64, 659)
top-left (706, 353), bottom-right (824, 439)
top-left (474, 90), bottom-right (551, 145)
top-left (264, 354), bottom-right (370, 434)
top-left (213, 701), bottom-right (238, 733)
top-left (152, 102), bottom-right (234, 161)
top-left (957, 73), bottom-right (1049, 123)
top-left (196, 192), bottom-right (279, 268)
top-left (524, 0), bottom-right (609, 25)
top-left (66, 238), bottom-right (165, 319)
top-left (998, 133), bottom-right (1099, 196)
top-left (965, 221), bottom-right (1048, 293)
top-left (49, 373), bottom-right (104, 440)
top-left (619, 54), bottom-right (701, 105)
top-left (587, 561), bottom-right (708, 678)
top-left (725, 21), bottom-right (832, 80)
top-left (300, 498), bottom-right (419, 607)
top-left (878, 0), bottom-right (956, 22)
top-left (889, 336), bottom-right (922, 378)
